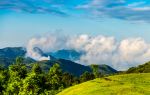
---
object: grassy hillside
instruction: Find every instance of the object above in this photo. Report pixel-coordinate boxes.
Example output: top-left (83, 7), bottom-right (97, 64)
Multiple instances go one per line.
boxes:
top-left (58, 73), bottom-right (150, 95)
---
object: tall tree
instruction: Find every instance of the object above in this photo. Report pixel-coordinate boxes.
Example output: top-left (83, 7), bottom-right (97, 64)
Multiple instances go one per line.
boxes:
top-left (0, 66), bottom-right (9, 94)
top-left (19, 63), bottom-right (46, 95)
top-left (32, 63), bottom-right (42, 74)
top-left (5, 57), bottom-right (27, 95)
top-left (90, 64), bottom-right (102, 78)
top-left (48, 63), bottom-right (63, 90)
top-left (62, 72), bottom-right (74, 87)
top-left (80, 71), bottom-right (95, 82)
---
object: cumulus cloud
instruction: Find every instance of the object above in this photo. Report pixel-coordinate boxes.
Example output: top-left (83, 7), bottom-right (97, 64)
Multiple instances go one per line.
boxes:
top-left (26, 34), bottom-right (150, 70)
top-left (26, 37), bottom-right (50, 61)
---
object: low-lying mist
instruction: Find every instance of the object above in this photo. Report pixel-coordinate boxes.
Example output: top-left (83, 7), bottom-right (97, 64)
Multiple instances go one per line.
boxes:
top-left (26, 34), bottom-right (150, 70)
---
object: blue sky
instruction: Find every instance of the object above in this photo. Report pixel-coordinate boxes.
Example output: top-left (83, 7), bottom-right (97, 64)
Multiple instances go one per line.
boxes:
top-left (0, 0), bottom-right (150, 48)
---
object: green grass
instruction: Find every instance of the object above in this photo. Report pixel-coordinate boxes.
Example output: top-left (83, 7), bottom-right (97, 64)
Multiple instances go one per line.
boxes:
top-left (57, 73), bottom-right (150, 95)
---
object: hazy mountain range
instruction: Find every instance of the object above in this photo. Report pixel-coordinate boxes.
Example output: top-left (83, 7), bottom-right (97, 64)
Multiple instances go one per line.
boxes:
top-left (0, 47), bottom-right (118, 76)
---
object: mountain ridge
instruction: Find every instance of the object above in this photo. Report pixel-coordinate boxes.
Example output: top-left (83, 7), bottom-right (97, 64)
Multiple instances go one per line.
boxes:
top-left (0, 47), bottom-right (118, 76)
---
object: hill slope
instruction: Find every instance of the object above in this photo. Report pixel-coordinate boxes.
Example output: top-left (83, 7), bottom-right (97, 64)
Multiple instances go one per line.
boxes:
top-left (58, 73), bottom-right (150, 95)
top-left (0, 47), bottom-right (26, 67)
top-left (30, 59), bottom-right (117, 77)
top-left (0, 47), bottom-right (26, 58)
top-left (126, 61), bottom-right (150, 73)
top-left (97, 64), bottom-right (118, 75)
top-left (29, 59), bottom-right (92, 77)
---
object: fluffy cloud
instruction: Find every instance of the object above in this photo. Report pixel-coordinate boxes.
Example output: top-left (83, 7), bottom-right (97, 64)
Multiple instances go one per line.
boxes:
top-left (26, 34), bottom-right (150, 70)
top-left (26, 37), bottom-right (50, 61)
top-left (26, 34), bottom-right (68, 61)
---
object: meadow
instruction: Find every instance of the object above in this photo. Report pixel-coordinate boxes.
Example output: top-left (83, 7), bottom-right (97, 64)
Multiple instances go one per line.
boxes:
top-left (58, 73), bottom-right (150, 95)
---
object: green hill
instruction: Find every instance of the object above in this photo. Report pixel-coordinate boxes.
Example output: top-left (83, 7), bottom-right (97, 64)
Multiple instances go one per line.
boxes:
top-left (29, 59), bottom-right (117, 77)
top-left (126, 62), bottom-right (150, 73)
top-left (0, 47), bottom-right (26, 66)
top-left (57, 73), bottom-right (150, 95)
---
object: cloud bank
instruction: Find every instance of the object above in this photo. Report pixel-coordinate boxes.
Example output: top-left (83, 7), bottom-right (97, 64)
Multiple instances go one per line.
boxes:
top-left (26, 34), bottom-right (150, 70)
top-left (26, 37), bottom-right (51, 61)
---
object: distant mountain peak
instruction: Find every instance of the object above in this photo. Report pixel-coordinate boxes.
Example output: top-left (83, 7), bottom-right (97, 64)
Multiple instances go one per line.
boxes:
top-left (49, 49), bottom-right (82, 61)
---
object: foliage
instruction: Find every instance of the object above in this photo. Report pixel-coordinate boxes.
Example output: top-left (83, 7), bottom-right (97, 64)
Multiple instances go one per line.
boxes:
top-left (5, 57), bottom-right (27, 95)
top-left (90, 64), bottom-right (103, 78)
top-left (0, 66), bottom-right (9, 94)
top-left (32, 63), bottom-right (42, 74)
top-left (0, 57), bottom-right (95, 95)
top-left (80, 71), bottom-right (95, 83)
top-left (48, 63), bottom-right (64, 90)
top-left (62, 72), bottom-right (80, 87)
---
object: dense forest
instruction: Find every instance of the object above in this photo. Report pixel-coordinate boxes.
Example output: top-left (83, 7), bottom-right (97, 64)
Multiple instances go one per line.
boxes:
top-left (0, 57), bottom-right (102, 95)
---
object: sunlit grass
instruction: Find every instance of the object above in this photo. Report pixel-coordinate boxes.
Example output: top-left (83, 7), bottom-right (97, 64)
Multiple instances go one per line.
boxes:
top-left (58, 73), bottom-right (150, 95)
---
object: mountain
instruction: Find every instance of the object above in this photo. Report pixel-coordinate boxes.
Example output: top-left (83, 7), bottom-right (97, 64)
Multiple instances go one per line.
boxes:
top-left (0, 47), bottom-right (26, 67)
top-left (0, 47), bottom-right (26, 58)
top-left (0, 47), bottom-right (118, 76)
top-left (49, 49), bottom-right (82, 61)
top-left (98, 64), bottom-right (118, 75)
top-left (57, 73), bottom-right (150, 95)
top-left (126, 61), bottom-right (150, 73)
top-left (29, 59), bottom-right (92, 77)
top-left (28, 60), bottom-right (118, 76)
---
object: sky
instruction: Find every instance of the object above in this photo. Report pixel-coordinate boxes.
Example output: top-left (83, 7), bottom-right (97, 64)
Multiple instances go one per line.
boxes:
top-left (0, 0), bottom-right (150, 48)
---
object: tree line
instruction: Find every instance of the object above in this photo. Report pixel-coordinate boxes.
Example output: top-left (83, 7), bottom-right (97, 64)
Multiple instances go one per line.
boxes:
top-left (0, 57), bottom-right (102, 95)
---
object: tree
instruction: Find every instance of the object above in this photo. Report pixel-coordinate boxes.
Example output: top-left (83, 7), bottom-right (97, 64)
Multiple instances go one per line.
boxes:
top-left (19, 63), bottom-right (46, 95)
top-left (8, 57), bottom-right (27, 79)
top-left (5, 57), bottom-right (27, 95)
top-left (0, 67), bottom-right (9, 94)
top-left (9, 63), bottom-right (27, 79)
top-left (48, 63), bottom-right (63, 90)
top-left (72, 77), bottom-right (80, 86)
top-left (0, 58), bottom-right (85, 94)
top-left (0, 65), bottom-right (4, 71)
top-left (80, 71), bottom-right (95, 82)
top-left (90, 64), bottom-right (102, 78)
top-left (32, 63), bottom-right (42, 74)
top-left (16, 56), bottom-right (24, 64)
top-left (19, 73), bottom-right (46, 95)
top-left (62, 72), bottom-right (74, 87)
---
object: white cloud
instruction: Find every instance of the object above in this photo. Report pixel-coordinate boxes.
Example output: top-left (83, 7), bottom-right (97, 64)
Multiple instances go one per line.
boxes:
top-left (26, 34), bottom-right (150, 70)
top-left (1, 0), bottom-right (150, 22)
top-left (0, 0), bottom-right (67, 16)
top-left (76, 0), bottom-right (150, 22)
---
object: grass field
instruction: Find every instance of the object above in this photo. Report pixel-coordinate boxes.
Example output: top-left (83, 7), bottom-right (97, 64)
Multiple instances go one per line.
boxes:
top-left (57, 73), bottom-right (150, 95)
